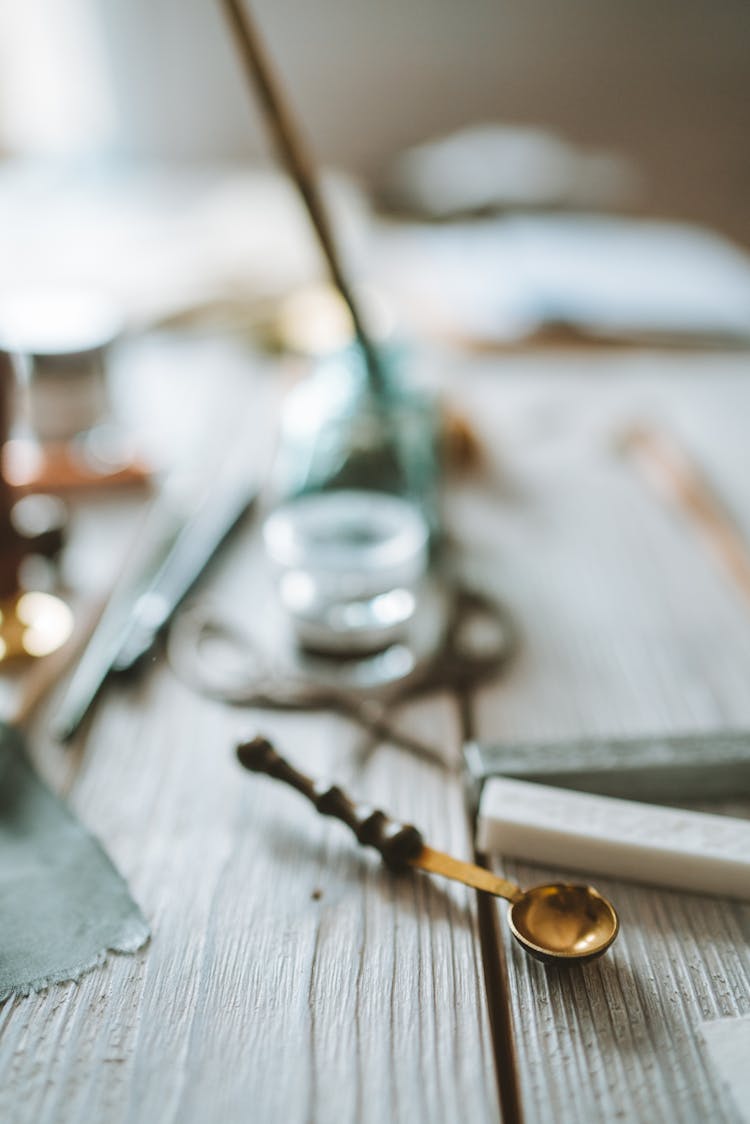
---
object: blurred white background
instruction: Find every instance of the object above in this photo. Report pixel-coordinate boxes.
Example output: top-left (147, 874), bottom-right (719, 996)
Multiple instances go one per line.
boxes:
top-left (1, 0), bottom-right (749, 242)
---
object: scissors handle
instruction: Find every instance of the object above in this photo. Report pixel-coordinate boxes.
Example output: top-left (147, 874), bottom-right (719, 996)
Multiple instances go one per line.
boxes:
top-left (433, 588), bottom-right (517, 690)
top-left (236, 735), bottom-right (425, 869)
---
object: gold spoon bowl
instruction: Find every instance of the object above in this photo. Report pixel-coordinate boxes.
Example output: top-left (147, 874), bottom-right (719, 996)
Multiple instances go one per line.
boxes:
top-left (414, 846), bottom-right (619, 963)
top-left (507, 882), bottom-right (619, 963)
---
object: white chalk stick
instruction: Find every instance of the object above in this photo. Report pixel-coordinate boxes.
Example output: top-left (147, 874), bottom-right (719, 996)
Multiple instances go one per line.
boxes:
top-left (477, 777), bottom-right (750, 900)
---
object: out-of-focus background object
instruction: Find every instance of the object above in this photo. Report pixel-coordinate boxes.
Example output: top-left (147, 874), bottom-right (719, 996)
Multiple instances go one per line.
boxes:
top-left (0, 287), bottom-right (152, 492)
top-left (377, 124), bottom-right (641, 218)
top-left (0, 289), bottom-right (120, 443)
top-left (2, 0), bottom-right (748, 243)
top-left (0, 352), bottom-right (72, 664)
top-left (2, 1), bottom-right (748, 353)
top-left (375, 214), bottom-right (750, 347)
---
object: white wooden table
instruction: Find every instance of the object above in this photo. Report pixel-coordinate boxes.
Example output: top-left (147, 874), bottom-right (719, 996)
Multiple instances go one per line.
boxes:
top-left (0, 334), bottom-right (748, 1123)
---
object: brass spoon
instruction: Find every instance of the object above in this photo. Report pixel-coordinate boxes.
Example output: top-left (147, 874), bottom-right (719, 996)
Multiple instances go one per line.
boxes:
top-left (237, 736), bottom-right (620, 964)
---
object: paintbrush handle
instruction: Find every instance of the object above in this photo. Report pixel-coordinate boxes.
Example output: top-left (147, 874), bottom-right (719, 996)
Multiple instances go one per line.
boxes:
top-left (236, 735), bottom-right (425, 868)
top-left (218, 0), bottom-right (386, 394)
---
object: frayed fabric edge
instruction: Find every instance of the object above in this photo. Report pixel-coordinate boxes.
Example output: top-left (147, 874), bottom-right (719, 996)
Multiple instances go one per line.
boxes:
top-left (0, 916), bottom-right (151, 1004)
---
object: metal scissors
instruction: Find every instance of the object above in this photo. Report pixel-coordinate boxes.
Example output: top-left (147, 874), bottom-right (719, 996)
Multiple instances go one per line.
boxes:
top-left (167, 583), bottom-right (518, 768)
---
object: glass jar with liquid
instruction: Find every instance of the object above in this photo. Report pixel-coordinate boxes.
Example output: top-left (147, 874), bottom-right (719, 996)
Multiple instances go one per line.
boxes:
top-left (263, 343), bottom-right (440, 655)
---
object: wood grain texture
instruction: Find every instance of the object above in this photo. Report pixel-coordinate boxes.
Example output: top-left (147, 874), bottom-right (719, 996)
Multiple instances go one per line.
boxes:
top-left (4, 334), bottom-right (749, 1123)
top-left (0, 335), bottom-right (499, 1124)
top-left (449, 350), bottom-right (750, 1123)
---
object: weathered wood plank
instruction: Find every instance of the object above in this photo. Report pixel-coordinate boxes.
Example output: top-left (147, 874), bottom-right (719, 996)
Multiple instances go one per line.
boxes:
top-left (451, 351), bottom-right (750, 1123)
top-left (0, 335), bottom-right (500, 1124)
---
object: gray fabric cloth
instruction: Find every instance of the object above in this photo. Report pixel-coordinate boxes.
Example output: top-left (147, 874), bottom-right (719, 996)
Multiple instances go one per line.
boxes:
top-left (0, 724), bottom-right (149, 1001)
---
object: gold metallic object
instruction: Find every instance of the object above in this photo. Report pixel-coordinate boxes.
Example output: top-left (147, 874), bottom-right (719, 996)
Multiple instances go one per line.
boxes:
top-left (414, 846), bottom-right (619, 963)
top-left (0, 591), bottom-right (74, 663)
top-left (237, 736), bottom-right (620, 964)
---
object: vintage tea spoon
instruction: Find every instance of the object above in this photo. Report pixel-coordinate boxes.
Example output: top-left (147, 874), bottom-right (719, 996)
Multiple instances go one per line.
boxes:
top-left (237, 736), bottom-right (619, 964)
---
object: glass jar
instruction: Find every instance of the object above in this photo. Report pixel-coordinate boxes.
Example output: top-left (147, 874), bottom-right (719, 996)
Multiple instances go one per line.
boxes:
top-left (263, 343), bottom-right (440, 654)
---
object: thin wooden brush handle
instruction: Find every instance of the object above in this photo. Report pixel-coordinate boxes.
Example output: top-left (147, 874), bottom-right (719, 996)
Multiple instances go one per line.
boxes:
top-left (218, 0), bottom-right (385, 393)
top-left (236, 735), bottom-right (425, 868)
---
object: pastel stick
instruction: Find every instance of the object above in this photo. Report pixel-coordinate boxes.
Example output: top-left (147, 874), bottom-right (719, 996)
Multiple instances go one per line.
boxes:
top-left (476, 776), bottom-right (750, 900)
top-left (463, 730), bottom-right (750, 811)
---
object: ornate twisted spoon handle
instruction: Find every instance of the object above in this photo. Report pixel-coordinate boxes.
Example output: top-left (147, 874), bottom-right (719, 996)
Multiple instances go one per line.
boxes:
top-left (236, 735), bottom-right (425, 869)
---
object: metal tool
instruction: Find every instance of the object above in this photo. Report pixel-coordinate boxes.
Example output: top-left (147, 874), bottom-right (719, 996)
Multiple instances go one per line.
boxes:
top-left (237, 735), bottom-right (620, 964)
top-left (167, 584), bottom-right (517, 767)
top-left (52, 450), bottom-right (260, 742)
top-left (50, 499), bottom-right (184, 743)
top-left (111, 460), bottom-right (260, 673)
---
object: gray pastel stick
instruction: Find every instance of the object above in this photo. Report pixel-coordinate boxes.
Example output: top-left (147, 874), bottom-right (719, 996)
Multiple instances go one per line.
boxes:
top-left (463, 730), bottom-right (750, 810)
